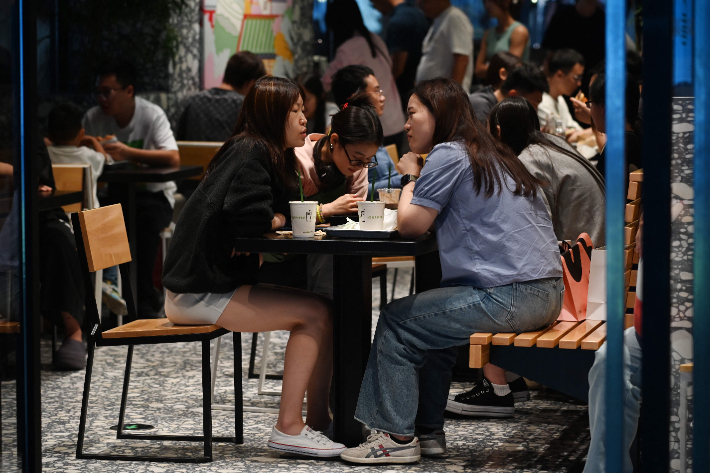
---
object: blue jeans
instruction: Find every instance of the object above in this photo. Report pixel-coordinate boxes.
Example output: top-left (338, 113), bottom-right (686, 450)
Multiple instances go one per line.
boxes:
top-left (583, 327), bottom-right (642, 473)
top-left (354, 277), bottom-right (564, 436)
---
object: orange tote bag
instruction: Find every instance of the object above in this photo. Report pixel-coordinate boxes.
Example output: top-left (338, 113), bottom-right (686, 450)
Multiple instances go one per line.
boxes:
top-left (558, 233), bottom-right (594, 321)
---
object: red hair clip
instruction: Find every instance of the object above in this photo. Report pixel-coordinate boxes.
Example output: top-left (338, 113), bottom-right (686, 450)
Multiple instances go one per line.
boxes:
top-left (342, 103), bottom-right (348, 110)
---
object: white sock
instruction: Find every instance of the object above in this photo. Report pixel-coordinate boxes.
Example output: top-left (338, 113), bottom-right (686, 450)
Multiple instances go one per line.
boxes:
top-left (505, 372), bottom-right (521, 383)
top-left (491, 382), bottom-right (512, 396)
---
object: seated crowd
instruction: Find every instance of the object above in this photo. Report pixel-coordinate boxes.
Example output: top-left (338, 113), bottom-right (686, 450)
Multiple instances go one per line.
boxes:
top-left (0, 0), bottom-right (647, 469)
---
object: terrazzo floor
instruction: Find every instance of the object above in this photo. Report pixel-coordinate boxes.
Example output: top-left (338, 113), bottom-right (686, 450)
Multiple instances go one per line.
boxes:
top-left (0, 268), bottom-right (591, 472)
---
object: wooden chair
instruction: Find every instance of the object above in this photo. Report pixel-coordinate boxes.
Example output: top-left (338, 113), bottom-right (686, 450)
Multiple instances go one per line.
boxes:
top-left (467, 169), bottom-right (643, 401)
top-left (176, 141), bottom-right (222, 181)
top-left (71, 204), bottom-right (242, 463)
top-left (52, 164), bottom-right (91, 212)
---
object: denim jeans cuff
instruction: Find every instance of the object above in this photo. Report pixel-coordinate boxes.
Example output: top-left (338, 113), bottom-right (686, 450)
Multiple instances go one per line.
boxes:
top-left (354, 415), bottom-right (415, 438)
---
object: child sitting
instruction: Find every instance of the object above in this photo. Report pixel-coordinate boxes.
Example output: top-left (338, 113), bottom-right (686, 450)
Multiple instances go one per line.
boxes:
top-left (46, 102), bottom-right (127, 317)
top-left (46, 102), bottom-right (107, 209)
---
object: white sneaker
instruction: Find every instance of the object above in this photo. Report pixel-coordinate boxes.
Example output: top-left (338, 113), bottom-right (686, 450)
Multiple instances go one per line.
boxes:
top-left (340, 431), bottom-right (421, 464)
top-left (417, 429), bottom-right (446, 456)
top-left (268, 425), bottom-right (346, 457)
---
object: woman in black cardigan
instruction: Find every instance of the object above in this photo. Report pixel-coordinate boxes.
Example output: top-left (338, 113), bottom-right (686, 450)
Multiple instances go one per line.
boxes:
top-left (162, 77), bottom-right (346, 457)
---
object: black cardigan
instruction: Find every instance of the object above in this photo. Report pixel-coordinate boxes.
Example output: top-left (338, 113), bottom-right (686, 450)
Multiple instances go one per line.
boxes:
top-left (162, 136), bottom-right (290, 294)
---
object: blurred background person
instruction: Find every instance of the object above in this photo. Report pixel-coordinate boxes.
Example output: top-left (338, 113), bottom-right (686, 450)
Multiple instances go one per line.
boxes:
top-left (372, 0), bottom-right (430, 111)
top-left (416, 0), bottom-right (475, 91)
top-left (299, 75), bottom-right (338, 135)
top-left (474, 0), bottom-right (529, 79)
top-left (322, 0), bottom-right (406, 149)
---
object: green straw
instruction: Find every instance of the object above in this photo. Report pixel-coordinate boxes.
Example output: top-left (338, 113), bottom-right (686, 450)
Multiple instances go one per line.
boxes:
top-left (387, 162), bottom-right (392, 190)
top-left (298, 169), bottom-right (304, 202)
top-left (370, 169), bottom-right (377, 202)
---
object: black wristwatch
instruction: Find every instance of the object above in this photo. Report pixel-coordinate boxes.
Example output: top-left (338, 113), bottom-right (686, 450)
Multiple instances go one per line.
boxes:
top-left (401, 174), bottom-right (419, 187)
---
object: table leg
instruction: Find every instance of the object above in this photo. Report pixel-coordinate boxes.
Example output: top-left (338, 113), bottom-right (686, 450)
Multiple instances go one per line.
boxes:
top-left (415, 250), bottom-right (441, 293)
top-left (332, 255), bottom-right (372, 447)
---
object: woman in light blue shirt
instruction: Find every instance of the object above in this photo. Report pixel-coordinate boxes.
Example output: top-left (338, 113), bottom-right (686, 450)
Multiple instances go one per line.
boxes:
top-left (340, 78), bottom-right (563, 464)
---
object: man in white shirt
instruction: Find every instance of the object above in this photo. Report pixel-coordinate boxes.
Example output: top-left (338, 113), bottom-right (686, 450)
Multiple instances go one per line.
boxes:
top-left (83, 60), bottom-right (179, 318)
top-left (537, 49), bottom-right (590, 139)
top-left (416, 0), bottom-right (474, 91)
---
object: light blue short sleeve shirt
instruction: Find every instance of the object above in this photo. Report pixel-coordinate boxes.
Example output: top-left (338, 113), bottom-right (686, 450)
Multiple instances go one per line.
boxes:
top-left (410, 141), bottom-right (562, 288)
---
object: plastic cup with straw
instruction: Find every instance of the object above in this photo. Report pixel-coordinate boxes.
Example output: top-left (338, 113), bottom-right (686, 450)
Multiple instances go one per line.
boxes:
top-left (290, 169), bottom-right (317, 237)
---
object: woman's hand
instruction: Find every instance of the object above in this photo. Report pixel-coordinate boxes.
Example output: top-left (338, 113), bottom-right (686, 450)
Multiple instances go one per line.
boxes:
top-left (322, 194), bottom-right (363, 217)
top-left (271, 213), bottom-right (286, 230)
top-left (397, 152), bottom-right (423, 176)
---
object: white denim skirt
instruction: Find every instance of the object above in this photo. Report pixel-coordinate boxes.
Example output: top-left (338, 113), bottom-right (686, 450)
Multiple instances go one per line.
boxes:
top-left (165, 289), bottom-right (237, 325)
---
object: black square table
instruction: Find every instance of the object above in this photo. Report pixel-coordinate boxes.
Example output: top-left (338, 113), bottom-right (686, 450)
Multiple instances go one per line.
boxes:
top-left (232, 232), bottom-right (441, 447)
top-left (98, 165), bottom-right (203, 310)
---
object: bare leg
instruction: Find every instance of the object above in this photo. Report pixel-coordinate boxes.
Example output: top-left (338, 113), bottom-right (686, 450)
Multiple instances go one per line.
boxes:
top-left (61, 311), bottom-right (82, 342)
top-left (482, 363), bottom-right (507, 385)
top-left (216, 284), bottom-right (332, 436)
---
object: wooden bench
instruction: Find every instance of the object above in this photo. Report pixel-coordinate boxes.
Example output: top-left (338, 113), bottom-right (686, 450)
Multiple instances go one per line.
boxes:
top-left (468, 170), bottom-right (642, 401)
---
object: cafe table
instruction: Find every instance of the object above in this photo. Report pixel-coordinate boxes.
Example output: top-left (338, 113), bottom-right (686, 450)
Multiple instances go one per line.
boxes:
top-left (231, 231), bottom-right (441, 447)
top-left (98, 165), bottom-right (203, 310)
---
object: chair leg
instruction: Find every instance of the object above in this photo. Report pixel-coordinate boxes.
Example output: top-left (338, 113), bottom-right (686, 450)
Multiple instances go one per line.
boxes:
top-left (116, 345), bottom-right (134, 436)
top-left (234, 332), bottom-right (243, 444)
top-left (248, 333), bottom-right (259, 378)
top-left (201, 340), bottom-right (213, 460)
top-left (76, 342), bottom-right (97, 458)
top-left (379, 269), bottom-right (388, 310)
top-left (210, 336), bottom-right (222, 402)
top-left (409, 266), bottom-right (415, 296)
top-left (257, 332), bottom-right (281, 395)
top-left (391, 268), bottom-right (399, 301)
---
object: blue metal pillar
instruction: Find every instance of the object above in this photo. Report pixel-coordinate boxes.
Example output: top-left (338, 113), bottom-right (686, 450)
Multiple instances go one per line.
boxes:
top-left (693, 0), bottom-right (710, 470)
top-left (604, 1), bottom-right (627, 472)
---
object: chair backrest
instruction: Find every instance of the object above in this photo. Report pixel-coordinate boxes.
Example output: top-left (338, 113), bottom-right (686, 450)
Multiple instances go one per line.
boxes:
top-left (52, 164), bottom-right (88, 212)
top-left (76, 204), bottom-right (132, 272)
top-left (177, 141), bottom-right (223, 181)
top-left (385, 144), bottom-right (398, 165)
top-left (72, 204), bottom-right (135, 334)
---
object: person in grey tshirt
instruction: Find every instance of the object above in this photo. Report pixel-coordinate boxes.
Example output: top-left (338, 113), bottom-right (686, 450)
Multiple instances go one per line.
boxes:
top-left (489, 96), bottom-right (605, 246)
top-left (174, 51), bottom-right (266, 142)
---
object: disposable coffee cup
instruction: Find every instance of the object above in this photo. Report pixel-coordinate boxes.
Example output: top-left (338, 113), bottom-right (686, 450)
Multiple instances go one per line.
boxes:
top-left (378, 188), bottom-right (401, 204)
top-left (357, 201), bottom-right (386, 231)
top-left (289, 201), bottom-right (318, 238)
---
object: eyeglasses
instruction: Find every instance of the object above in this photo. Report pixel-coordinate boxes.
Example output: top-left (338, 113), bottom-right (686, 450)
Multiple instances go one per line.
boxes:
top-left (94, 87), bottom-right (123, 100)
top-left (343, 146), bottom-right (378, 169)
top-left (573, 74), bottom-right (583, 82)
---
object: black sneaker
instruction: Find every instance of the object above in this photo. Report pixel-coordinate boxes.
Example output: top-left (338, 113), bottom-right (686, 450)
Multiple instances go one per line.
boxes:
top-left (509, 376), bottom-right (530, 403)
top-left (445, 378), bottom-right (514, 417)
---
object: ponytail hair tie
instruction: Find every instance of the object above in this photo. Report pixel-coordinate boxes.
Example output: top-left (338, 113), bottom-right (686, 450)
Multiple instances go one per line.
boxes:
top-left (342, 102), bottom-right (349, 110)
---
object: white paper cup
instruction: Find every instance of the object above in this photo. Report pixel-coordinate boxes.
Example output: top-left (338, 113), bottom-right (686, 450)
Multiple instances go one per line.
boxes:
top-left (357, 201), bottom-right (386, 231)
top-left (378, 188), bottom-right (401, 204)
top-left (289, 201), bottom-right (318, 238)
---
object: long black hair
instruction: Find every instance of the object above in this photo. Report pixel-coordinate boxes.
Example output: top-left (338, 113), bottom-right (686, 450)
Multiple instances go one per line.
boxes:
top-left (412, 78), bottom-right (542, 198)
top-left (205, 76), bottom-right (302, 191)
top-left (489, 96), bottom-right (606, 186)
top-left (326, 0), bottom-right (381, 59)
top-left (588, 72), bottom-right (642, 135)
top-left (299, 75), bottom-right (327, 134)
top-left (312, 94), bottom-right (383, 188)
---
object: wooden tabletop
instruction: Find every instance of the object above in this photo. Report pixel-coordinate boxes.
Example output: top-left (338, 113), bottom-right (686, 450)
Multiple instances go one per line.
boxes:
top-left (1, 189), bottom-right (84, 215)
top-left (232, 231), bottom-right (438, 257)
top-left (98, 165), bottom-right (203, 183)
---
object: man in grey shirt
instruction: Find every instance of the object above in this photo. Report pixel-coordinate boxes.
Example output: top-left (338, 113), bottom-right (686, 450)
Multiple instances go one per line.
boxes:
top-left (174, 51), bottom-right (266, 142)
